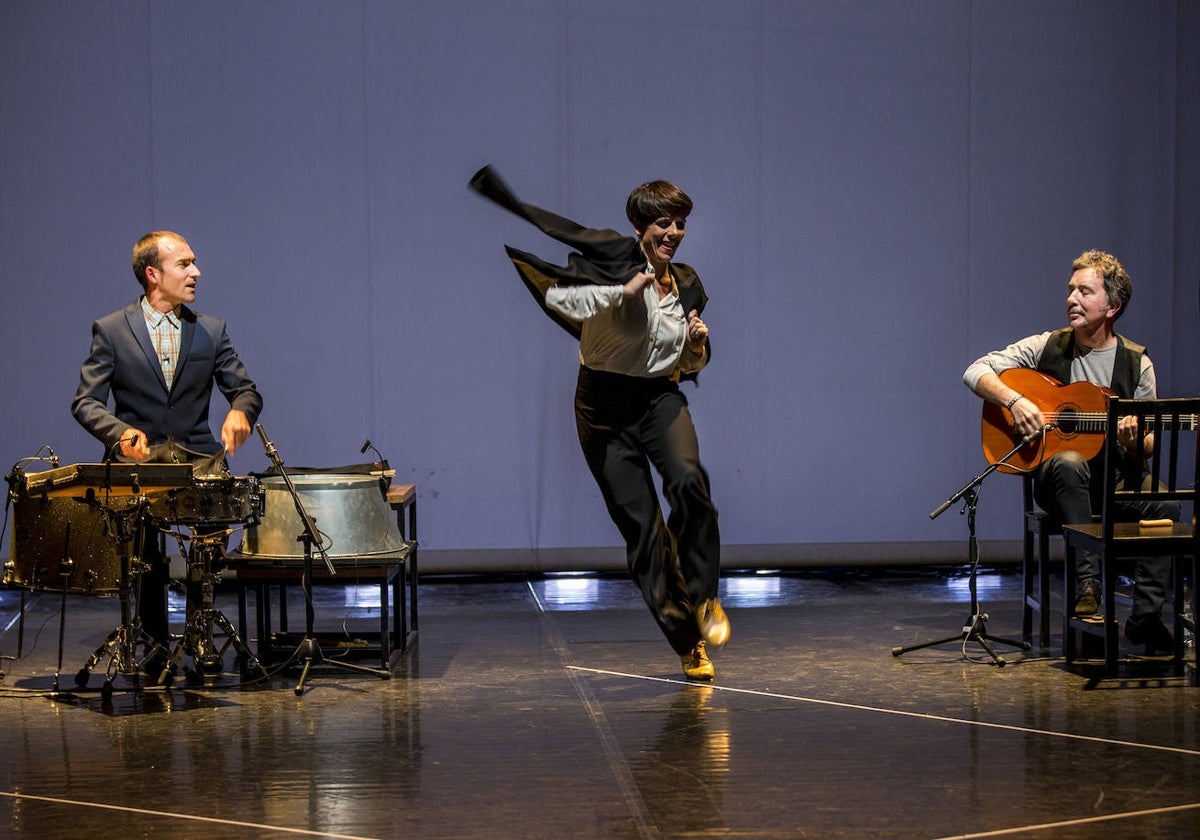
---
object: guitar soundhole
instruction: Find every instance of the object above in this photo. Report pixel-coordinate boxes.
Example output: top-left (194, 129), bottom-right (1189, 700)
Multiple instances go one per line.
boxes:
top-left (1057, 404), bottom-right (1079, 436)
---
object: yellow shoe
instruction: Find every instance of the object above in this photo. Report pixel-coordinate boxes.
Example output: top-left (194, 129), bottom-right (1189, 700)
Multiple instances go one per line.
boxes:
top-left (681, 641), bottom-right (715, 681)
top-left (695, 598), bottom-right (730, 649)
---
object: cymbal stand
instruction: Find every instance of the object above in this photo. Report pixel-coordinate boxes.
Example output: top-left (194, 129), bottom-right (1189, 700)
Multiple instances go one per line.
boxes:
top-left (891, 429), bottom-right (1053, 665)
top-left (255, 424), bottom-right (390, 695)
top-left (74, 499), bottom-right (170, 700)
top-left (163, 528), bottom-right (267, 685)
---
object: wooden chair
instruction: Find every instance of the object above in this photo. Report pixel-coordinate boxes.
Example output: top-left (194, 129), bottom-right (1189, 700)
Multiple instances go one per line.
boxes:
top-left (1022, 475), bottom-right (1102, 650)
top-left (1021, 474), bottom-right (1059, 649)
top-left (1060, 396), bottom-right (1200, 682)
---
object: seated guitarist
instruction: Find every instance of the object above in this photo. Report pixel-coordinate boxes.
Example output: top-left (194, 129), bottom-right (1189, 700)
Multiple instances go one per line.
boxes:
top-left (963, 249), bottom-right (1178, 653)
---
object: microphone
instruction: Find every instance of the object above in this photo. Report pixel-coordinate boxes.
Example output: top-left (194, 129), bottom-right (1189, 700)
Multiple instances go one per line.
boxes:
top-left (1017, 422), bottom-right (1057, 448)
top-left (103, 433), bottom-right (137, 493)
top-left (360, 439), bottom-right (385, 468)
top-left (106, 433), bottom-right (139, 462)
top-left (5, 464), bottom-right (24, 507)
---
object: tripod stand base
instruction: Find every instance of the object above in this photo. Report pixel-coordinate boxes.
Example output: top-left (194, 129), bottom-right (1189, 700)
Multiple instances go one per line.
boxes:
top-left (74, 625), bottom-right (172, 699)
top-left (892, 613), bottom-right (1030, 666)
top-left (290, 636), bottom-right (391, 696)
top-left (166, 606), bottom-right (268, 686)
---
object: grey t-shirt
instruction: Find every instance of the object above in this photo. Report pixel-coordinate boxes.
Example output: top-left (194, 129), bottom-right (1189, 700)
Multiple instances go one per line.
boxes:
top-left (963, 331), bottom-right (1156, 398)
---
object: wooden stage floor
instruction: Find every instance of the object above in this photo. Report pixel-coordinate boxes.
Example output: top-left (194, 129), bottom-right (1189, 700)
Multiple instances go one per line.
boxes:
top-left (0, 565), bottom-right (1197, 838)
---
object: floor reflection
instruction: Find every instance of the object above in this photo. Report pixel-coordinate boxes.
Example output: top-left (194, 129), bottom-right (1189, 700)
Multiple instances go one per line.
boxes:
top-left (628, 685), bottom-right (731, 835)
top-left (539, 573), bottom-right (603, 609)
top-left (1, 567), bottom-right (1197, 838)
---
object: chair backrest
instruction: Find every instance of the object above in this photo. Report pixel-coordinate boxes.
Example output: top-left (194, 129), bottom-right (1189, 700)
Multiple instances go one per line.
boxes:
top-left (1100, 396), bottom-right (1200, 535)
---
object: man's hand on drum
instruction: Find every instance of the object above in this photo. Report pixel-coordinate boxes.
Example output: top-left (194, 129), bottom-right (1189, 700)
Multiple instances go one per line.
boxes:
top-left (119, 428), bottom-right (151, 461)
top-left (221, 409), bottom-right (251, 457)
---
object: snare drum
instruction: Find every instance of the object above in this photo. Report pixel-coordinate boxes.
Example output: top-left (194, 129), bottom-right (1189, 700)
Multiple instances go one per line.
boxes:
top-left (149, 476), bottom-right (263, 525)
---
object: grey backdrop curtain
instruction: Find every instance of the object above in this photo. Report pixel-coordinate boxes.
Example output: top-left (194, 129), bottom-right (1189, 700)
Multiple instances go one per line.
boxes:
top-left (2, 1), bottom-right (1197, 572)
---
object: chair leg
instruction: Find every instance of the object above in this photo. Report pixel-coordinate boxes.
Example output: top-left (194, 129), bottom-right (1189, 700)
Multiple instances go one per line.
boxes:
top-left (1173, 557), bottom-right (1185, 677)
top-left (1038, 528), bottom-right (1052, 648)
top-left (1102, 552), bottom-right (1119, 678)
top-left (1022, 522), bottom-right (1055, 650)
top-left (1192, 557), bottom-right (1199, 687)
top-left (1180, 555), bottom-right (1199, 687)
top-left (1022, 527), bottom-right (1035, 646)
top-left (1063, 543), bottom-right (1078, 664)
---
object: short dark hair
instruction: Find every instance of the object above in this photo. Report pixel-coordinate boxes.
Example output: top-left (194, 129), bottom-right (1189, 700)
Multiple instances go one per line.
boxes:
top-left (625, 181), bottom-right (692, 231)
top-left (131, 230), bottom-right (183, 288)
top-left (1072, 249), bottom-right (1132, 321)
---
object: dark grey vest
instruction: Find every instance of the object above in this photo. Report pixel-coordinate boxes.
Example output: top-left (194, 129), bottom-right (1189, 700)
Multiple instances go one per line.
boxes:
top-left (1035, 327), bottom-right (1146, 398)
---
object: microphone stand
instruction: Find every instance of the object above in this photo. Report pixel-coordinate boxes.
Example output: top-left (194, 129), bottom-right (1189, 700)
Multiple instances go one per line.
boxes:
top-left (2, 464), bottom-right (24, 681)
top-left (51, 523), bottom-right (74, 695)
top-left (891, 425), bottom-right (1055, 666)
top-left (255, 424), bottom-right (390, 695)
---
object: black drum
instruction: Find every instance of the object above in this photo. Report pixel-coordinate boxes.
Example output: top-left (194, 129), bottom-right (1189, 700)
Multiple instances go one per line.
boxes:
top-left (149, 476), bottom-right (263, 526)
top-left (4, 495), bottom-right (135, 595)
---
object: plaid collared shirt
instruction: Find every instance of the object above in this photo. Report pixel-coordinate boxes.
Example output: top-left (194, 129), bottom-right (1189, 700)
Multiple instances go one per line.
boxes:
top-left (141, 296), bottom-right (182, 389)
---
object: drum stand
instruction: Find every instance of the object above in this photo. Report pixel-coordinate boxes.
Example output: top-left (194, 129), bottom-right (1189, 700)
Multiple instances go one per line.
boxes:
top-left (165, 530), bottom-right (267, 685)
top-left (74, 501), bottom-right (171, 700)
top-left (51, 525), bottom-right (74, 695)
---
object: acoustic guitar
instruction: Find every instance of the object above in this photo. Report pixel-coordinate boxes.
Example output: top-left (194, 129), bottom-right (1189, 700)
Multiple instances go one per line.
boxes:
top-left (980, 368), bottom-right (1114, 473)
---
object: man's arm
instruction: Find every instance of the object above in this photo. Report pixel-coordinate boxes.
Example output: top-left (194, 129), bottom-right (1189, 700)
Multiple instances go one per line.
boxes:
top-left (72, 321), bottom-right (125, 445)
top-left (972, 371), bottom-right (1046, 438)
top-left (210, 320), bottom-right (262, 430)
top-left (72, 321), bottom-right (153, 460)
top-left (962, 333), bottom-right (1050, 438)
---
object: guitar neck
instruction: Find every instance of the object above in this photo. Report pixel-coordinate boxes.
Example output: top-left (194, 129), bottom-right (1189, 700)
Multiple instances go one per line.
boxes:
top-left (1043, 412), bottom-right (1200, 432)
top-left (980, 368), bottom-right (1199, 473)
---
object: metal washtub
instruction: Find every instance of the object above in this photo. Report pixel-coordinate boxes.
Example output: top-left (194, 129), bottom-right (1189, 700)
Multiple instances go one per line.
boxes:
top-left (237, 473), bottom-right (405, 559)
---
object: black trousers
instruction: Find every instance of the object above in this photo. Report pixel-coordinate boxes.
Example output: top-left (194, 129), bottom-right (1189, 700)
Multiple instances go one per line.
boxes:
top-left (134, 445), bottom-right (230, 653)
top-left (1034, 450), bottom-right (1178, 615)
top-left (574, 366), bottom-right (721, 656)
top-left (137, 526), bottom-right (171, 648)
top-left (137, 516), bottom-right (228, 653)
